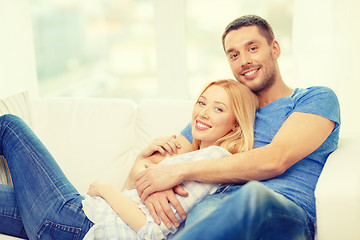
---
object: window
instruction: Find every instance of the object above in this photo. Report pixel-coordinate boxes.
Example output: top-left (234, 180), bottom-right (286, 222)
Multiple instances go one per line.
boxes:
top-left (30, 0), bottom-right (293, 101)
top-left (31, 0), bottom-right (156, 100)
top-left (185, 0), bottom-right (294, 97)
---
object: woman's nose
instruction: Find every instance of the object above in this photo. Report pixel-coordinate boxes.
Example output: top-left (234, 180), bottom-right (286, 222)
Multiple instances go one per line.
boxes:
top-left (199, 107), bottom-right (209, 119)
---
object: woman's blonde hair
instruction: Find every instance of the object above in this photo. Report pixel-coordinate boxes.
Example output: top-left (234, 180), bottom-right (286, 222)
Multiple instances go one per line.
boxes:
top-left (193, 79), bottom-right (259, 154)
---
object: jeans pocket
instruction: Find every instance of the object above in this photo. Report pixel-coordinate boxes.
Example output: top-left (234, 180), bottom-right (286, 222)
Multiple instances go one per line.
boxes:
top-left (36, 219), bottom-right (82, 240)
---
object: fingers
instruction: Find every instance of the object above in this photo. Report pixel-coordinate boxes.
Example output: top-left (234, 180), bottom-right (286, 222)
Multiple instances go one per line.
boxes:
top-left (135, 168), bottom-right (158, 201)
top-left (140, 185), bottom-right (154, 202)
top-left (145, 191), bottom-right (182, 229)
top-left (173, 185), bottom-right (188, 197)
top-left (152, 135), bottom-right (182, 155)
top-left (167, 190), bottom-right (187, 221)
top-left (159, 196), bottom-right (180, 228)
top-left (146, 201), bottom-right (161, 225)
top-left (135, 172), bottom-right (150, 198)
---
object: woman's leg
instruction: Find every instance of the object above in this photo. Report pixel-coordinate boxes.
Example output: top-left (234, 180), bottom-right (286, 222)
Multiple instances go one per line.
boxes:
top-left (0, 114), bottom-right (92, 239)
top-left (0, 184), bottom-right (28, 239)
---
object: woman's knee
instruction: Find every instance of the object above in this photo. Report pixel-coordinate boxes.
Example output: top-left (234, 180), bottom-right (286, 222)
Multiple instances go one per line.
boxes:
top-left (0, 114), bottom-right (24, 126)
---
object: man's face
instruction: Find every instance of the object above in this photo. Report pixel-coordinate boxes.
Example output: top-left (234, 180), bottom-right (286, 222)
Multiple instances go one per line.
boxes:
top-left (223, 25), bottom-right (279, 94)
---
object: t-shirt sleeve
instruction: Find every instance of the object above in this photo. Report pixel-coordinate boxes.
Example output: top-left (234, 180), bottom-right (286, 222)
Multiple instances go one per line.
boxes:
top-left (180, 122), bottom-right (193, 144)
top-left (293, 86), bottom-right (341, 131)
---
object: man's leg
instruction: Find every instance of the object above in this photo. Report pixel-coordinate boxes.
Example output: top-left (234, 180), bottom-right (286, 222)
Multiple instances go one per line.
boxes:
top-left (174, 181), bottom-right (314, 240)
top-left (184, 191), bottom-right (227, 227)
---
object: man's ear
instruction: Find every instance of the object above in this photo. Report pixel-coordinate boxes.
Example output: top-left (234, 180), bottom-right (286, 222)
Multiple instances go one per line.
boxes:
top-left (272, 40), bottom-right (281, 60)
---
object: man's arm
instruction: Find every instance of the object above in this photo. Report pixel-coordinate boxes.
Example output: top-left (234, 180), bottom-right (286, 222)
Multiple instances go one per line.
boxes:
top-left (136, 112), bottom-right (335, 200)
top-left (124, 134), bottom-right (193, 228)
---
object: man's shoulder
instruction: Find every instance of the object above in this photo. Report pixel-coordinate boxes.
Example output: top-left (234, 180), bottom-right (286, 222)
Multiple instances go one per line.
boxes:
top-left (291, 86), bottom-right (340, 125)
top-left (292, 86), bottom-right (338, 103)
top-left (293, 86), bottom-right (336, 97)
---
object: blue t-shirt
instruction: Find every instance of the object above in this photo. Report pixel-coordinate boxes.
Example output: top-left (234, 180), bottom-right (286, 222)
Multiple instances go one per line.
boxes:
top-left (180, 86), bottom-right (341, 225)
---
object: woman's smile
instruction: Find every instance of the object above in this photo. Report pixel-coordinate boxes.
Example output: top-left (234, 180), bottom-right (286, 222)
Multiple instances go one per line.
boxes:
top-left (195, 120), bottom-right (211, 130)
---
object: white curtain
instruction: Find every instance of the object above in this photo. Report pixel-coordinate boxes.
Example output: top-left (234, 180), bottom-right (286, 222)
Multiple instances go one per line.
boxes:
top-left (292, 0), bottom-right (360, 135)
top-left (0, 0), bottom-right (38, 98)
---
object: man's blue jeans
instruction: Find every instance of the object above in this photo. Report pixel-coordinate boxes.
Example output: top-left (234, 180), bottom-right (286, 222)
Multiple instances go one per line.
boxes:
top-left (174, 181), bottom-right (315, 240)
top-left (0, 115), bottom-right (93, 239)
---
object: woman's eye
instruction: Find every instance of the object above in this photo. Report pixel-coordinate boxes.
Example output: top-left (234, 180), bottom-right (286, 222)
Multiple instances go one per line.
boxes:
top-left (198, 101), bottom-right (205, 106)
top-left (215, 107), bottom-right (223, 112)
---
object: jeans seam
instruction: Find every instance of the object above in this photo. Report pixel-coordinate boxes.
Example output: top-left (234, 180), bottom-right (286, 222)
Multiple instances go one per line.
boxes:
top-left (36, 219), bottom-right (82, 239)
top-left (5, 123), bottom-right (67, 211)
top-left (0, 212), bottom-right (22, 221)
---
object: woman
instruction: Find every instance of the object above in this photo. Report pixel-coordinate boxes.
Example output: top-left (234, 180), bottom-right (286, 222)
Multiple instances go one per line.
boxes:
top-left (0, 79), bottom-right (258, 239)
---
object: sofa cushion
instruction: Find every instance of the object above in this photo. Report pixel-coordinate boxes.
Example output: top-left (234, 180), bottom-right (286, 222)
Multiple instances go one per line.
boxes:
top-left (0, 91), bottom-right (32, 125)
top-left (135, 98), bottom-right (193, 154)
top-left (0, 91), bottom-right (32, 185)
top-left (31, 98), bottom-right (137, 193)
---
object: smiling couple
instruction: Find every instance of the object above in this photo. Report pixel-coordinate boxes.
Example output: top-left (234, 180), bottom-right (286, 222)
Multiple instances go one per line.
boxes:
top-left (0, 15), bottom-right (339, 240)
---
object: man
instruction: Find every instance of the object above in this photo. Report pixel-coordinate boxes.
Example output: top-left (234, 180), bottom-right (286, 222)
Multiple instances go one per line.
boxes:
top-left (134, 15), bottom-right (340, 239)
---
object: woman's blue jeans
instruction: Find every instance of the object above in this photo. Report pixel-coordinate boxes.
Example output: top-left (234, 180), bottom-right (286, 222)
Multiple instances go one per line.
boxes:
top-left (174, 181), bottom-right (315, 240)
top-left (0, 115), bottom-right (93, 239)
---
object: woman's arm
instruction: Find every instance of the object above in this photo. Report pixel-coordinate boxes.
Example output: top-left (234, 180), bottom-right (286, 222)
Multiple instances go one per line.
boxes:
top-left (87, 181), bottom-right (147, 231)
top-left (122, 135), bottom-right (182, 190)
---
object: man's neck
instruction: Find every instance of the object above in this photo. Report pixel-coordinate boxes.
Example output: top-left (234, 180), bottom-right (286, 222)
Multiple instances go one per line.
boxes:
top-left (257, 80), bottom-right (293, 107)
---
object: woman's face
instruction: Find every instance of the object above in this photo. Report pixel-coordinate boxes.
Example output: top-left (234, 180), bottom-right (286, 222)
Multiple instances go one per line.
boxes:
top-left (192, 85), bottom-right (237, 149)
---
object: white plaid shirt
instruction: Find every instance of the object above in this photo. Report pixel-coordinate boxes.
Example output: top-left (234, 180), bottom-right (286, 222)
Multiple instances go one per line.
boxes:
top-left (83, 146), bottom-right (231, 240)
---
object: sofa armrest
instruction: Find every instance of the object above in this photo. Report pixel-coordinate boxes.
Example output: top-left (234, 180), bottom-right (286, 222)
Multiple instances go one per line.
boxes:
top-left (315, 136), bottom-right (360, 239)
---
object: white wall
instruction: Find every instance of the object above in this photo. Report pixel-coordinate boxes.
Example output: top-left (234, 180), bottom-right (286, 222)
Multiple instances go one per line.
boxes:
top-left (154, 0), bottom-right (188, 99)
top-left (0, 0), bottom-right (38, 98)
top-left (292, 0), bottom-right (360, 136)
top-left (1, 0), bottom-right (358, 137)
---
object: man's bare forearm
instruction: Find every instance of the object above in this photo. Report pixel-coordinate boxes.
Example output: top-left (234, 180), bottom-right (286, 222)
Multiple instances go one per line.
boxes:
top-left (123, 156), bottom-right (151, 190)
top-left (123, 152), bottom-right (169, 190)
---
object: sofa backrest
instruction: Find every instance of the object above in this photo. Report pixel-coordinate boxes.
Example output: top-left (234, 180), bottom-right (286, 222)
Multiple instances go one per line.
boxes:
top-left (30, 98), bottom-right (193, 193)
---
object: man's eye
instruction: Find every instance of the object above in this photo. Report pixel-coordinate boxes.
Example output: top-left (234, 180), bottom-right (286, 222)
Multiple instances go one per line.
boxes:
top-left (249, 46), bottom-right (257, 52)
top-left (230, 53), bottom-right (238, 59)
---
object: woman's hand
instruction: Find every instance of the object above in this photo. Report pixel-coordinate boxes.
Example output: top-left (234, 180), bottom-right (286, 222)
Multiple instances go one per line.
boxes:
top-left (87, 180), bottom-right (112, 198)
top-left (138, 135), bottom-right (182, 159)
top-left (135, 163), bottom-right (185, 202)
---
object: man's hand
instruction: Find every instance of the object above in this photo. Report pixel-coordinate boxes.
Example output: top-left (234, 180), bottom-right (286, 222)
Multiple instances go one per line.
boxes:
top-left (136, 163), bottom-right (185, 201)
top-left (139, 135), bottom-right (181, 159)
top-left (144, 186), bottom-right (188, 229)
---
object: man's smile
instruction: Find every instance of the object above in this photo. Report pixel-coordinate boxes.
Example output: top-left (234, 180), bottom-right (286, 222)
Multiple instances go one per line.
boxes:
top-left (241, 67), bottom-right (261, 80)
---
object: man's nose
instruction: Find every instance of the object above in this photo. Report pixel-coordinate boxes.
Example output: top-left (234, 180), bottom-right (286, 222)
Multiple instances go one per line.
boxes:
top-left (239, 52), bottom-right (252, 68)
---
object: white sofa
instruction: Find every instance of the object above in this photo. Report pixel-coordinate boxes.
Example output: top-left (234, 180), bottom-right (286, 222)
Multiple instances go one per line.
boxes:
top-left (0, 97), bottom-right (356, 240)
